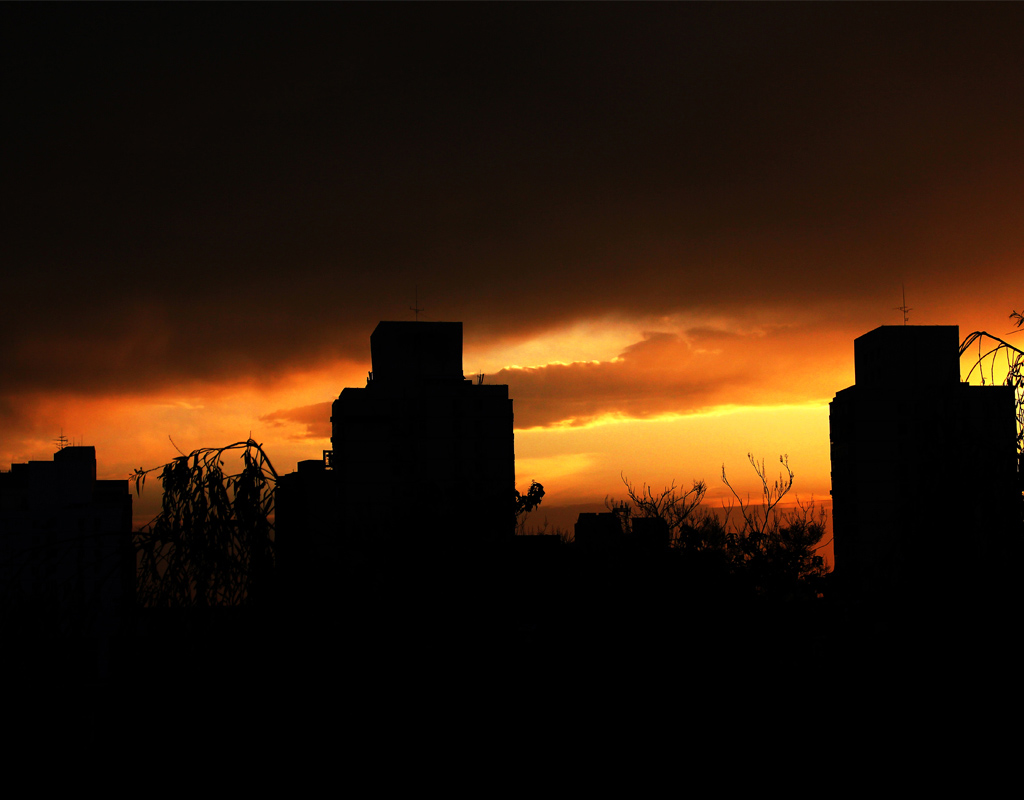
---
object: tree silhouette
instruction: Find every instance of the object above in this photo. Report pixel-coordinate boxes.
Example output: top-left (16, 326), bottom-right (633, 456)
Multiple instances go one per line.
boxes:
top-left (514, 481), bottom-right (545, 530)
top-left (611, 455), bottom-right (828, 595)
top-left (721, 454), bottom-right (793, 538)
top-left (961, 308), bottom-right (1024, 532)
top-left (615, 474), bottom-right (725, 551)
top-left (961, 308), bottom-right (1024, 462)
top-left (721, 454), bottom-right (829, 592)
top-left (132, 439), bottom-right (277, 608)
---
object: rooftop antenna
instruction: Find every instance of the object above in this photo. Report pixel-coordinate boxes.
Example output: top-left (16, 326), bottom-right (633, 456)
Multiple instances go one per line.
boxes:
top-left (896, 284), bottom-right (912, 325)
top-left (410, 285), bottom-right (423, 322)
top-left (54, 429), bottom-right (69, 451)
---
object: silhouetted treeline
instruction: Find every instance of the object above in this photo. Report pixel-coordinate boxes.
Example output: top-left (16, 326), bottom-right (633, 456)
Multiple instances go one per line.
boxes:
top-left (3, 458), bottom-right (1015, 689)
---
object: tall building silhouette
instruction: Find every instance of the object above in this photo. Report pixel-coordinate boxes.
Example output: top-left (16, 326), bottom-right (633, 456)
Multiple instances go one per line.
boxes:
top-left (277, 320), bottom-right (516, 577)
top-left (829, 325), bottom-right (1019, 599)
top-left (331, 321), bottom-right (515, 539)
top-left (274, 322), bottom-right (516, 661)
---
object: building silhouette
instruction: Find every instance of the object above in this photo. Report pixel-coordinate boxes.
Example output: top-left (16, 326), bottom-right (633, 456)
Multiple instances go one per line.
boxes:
top-left (829, 325), bottom-right (1019, 600)
top-left (274, 321), bottom-right (517, 656)
top-left (574, 509), bottom-right (670, 552)
top-left (277, 320), bottom-right (516, 588)
top-left (0, 445), bottom-right (133, 675)
top-left (331, 321), bottom-right (515, 540)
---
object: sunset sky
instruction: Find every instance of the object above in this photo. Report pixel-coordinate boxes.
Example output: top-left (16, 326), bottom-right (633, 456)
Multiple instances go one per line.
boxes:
top-left (4, 5), bottom-right (1023, 555)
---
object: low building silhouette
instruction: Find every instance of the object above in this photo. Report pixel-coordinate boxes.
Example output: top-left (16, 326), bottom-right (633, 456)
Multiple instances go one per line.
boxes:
top-left (574, 510), bottom-right (627, 550)
top-left (573, 508), bottom-right (670, 554)
top-left (829, 325), bottom-right (1019, 600)
top-left (0, 445), bottom-right (133, 675)
top-left (274, 456), bottom-right (340, 611)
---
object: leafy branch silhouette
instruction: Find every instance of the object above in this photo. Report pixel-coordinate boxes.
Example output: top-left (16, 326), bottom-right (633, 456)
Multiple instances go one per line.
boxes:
top-left (132, 439), bottom-right (277, 608)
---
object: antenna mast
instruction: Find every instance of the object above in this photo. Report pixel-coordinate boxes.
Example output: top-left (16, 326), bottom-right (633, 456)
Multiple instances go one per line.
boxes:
top-left (410, 285), bottom-right (423, 322)
top-left (896, 284), bottom-right (912, 325)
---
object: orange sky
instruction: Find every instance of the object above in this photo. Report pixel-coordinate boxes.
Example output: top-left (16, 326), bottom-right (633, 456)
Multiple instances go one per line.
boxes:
top-left (3, 5), bottom-right (1024, 567)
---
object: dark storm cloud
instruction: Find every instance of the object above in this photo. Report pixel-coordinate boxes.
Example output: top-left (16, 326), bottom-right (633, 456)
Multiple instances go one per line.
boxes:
top-left (5, 4), bottom-right (1024, 398)
top-left (259, 402), bottom-right (332, 441)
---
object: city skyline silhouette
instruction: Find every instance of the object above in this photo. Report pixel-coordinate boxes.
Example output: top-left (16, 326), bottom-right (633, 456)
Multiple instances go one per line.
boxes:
top-left (4, 5), bottom-right (1024, 530)
top-left (2, 315), bottom-right (1019, 687)
top-left (2, 5), bottom-right (1023, 684)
